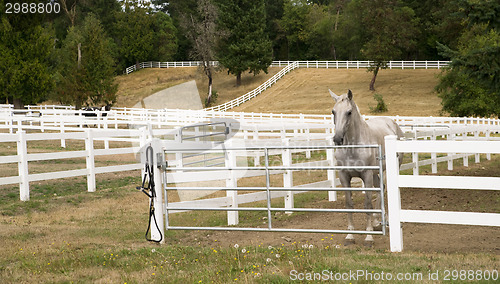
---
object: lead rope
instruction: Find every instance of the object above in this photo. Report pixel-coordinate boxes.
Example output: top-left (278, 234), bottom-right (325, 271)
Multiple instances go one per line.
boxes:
top-left (137, 145), bottom-right (163, 243)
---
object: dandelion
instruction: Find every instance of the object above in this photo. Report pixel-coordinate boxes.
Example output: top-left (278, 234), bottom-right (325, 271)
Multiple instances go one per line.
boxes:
top-left (241, 248), bottom-right (246, 253)
top-left (268, 245), bottom-right (273, 250)
top-left (234, 244), bottom-right (239, 249)
top-left (335, 244), bottom-right (341, 249)
top-left (276, 254), bottom-right (280, 258)
top-left (151, 249), bottom-right (156, 253)
top-left (309, 244), bottom-right (314, 249)
top-left (266, 258), bottom-right (271, 263)
top-left (289, 261), bottom-right (293, 265)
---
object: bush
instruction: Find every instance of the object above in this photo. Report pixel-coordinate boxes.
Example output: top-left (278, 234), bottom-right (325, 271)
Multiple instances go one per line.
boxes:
top-left (204, 90), bottom-right (219, 107)
top-left (369, 93), bottom-right (388, 113)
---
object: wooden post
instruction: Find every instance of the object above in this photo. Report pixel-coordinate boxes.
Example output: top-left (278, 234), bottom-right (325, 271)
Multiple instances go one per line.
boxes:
top-left (85, 129), bottom-right (96, 192)
top-left (151, 138), bottom-right (165, 243)
top-left (225, 139), bottom-right (238, 225)
top-left (326, 137), bottom-right (337, 201)
top-left (282, 138), bottom-right (294, 214)
top-left (17, 131), bottom-right (29, 201)
top-left (385, 135), bottom-right (403, 252)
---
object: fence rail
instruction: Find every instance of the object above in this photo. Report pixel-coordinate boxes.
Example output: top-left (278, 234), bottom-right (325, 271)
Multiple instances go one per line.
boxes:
top-left (385, 136), bottom-right (500, 252)
top-left (125, 60), bottom-right (450, 74)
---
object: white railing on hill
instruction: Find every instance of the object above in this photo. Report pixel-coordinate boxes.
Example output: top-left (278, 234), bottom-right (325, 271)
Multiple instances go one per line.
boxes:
top-left (205, 62), bottom-right (300, 112)
top-left (125, 60), bottom-right (450, 74)
top-left (385, 136), bottom-right (500, 252)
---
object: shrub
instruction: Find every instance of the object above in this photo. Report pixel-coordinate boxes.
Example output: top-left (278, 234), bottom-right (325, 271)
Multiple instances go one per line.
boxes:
top-left (369, 93), bottom-right (388, 113)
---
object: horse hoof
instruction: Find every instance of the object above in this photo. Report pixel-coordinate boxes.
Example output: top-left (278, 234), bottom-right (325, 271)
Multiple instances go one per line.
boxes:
top-left (343, 239), bottom-right (355, 246)
top-left (363, 240), bottom-right (374, 248)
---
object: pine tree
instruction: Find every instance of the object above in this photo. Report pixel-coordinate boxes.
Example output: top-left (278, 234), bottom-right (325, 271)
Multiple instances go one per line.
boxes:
top-left (216, 0), bottom-right (273, 86)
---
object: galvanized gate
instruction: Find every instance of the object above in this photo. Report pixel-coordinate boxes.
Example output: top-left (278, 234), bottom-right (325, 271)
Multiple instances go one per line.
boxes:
top-left (161, 143), bottom-right (386, 236)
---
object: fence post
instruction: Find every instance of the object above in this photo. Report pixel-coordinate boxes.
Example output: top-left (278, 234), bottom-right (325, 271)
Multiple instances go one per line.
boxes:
top-left (225, 139), bottom-right (239, 225)
top-left (326, 137), bottom-right (337, 201)
top-left (474, 131), bottom-right (480, 163)
top-left (447, 133), bottom-right (455, 171)
top-left (85, 129), bottom-right (96, 192)
top-left (431, 130), bottom-right (437, 173)
top-left (60, 119), bottom-right (66, 148)
top-left (151, 138), bottom-right (165, 243)
top-left (385, 135), bottom-right (403, 252)
top-left (282, 138), bottom-right (294, 214)
top-left (412, 131), bottom-right (419, 175)
top-left (17, 130), bottom-right (29, 201)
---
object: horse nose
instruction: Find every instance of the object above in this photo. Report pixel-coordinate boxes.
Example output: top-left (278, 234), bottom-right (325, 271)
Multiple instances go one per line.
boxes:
top-left (334, 136), bottom-right (343, 146)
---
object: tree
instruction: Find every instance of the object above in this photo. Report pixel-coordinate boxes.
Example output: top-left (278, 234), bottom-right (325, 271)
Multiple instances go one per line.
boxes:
top-left (0, 1), bottom-right (54, 108)
top-left (436, 0), bottom-right (500, 117)
top-left (55, 14), bottom-right (117, 108)
top-left (182, 0), bottom-right (220, 105)
top-left (216, 0), bottom-right (273, 86)
top-left (356, 0), bottom-right (419, 90)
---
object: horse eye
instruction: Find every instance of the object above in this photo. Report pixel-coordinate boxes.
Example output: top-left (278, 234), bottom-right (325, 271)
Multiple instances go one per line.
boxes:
top-left (347, 111), bottom-right (352, 116)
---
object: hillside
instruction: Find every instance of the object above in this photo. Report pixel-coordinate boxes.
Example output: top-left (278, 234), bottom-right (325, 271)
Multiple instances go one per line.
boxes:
top-left (115, 67), bottom-right (445, 117)
top-left (233, 68), bottom-right (444, 116)
top-left (114, 67), bottom-right (282, 108)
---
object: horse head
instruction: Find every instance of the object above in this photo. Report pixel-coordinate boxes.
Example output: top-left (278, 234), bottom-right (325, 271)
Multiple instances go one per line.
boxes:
top-left (329, 89), bottom-right (358, 145)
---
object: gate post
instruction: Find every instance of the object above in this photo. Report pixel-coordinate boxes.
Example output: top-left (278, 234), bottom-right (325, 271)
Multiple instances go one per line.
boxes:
top-left (225, 139), bottom-right (239, 225)
top-left (151, 138), bottom-right (165, 243)
top-left (385, 135), bottom-right (403, 252)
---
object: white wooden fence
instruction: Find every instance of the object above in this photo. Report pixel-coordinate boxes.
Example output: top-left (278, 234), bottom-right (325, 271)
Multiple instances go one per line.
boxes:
top-left (385, 135), bottom-right (500, 252)
top-left (125, 60), bottom-right (450, 74)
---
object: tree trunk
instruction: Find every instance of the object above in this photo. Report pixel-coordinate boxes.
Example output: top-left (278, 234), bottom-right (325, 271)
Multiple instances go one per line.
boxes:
top-left (77, 43), bottom-right (82, 69)
top-left (369, 66), bottom-right (380, 91)
top-left (13, 98), bottom-right (24, 110)
top-left (206, 73), bottom-right (213, 105)
top-left (236, 72), bottom-right (242, 87)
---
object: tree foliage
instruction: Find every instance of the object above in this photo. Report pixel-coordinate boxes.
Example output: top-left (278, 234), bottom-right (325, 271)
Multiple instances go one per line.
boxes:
top-left (55, 14), bottom-right (117, 108)
top-left (216, 0), bottom-right (273, 86)
top-left (0, 1), bottom-right (54, 108)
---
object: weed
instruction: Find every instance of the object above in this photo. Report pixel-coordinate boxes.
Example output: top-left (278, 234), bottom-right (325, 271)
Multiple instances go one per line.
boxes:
top-left (369, 93), bottom-right (388, 113)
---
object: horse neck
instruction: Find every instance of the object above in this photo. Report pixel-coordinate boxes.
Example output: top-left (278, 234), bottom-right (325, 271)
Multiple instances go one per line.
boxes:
top-left (345, 110), bottom-right (369, 145)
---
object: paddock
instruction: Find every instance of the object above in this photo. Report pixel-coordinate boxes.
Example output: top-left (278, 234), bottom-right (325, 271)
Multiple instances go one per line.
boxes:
top-left (1, 105), bottom-right (499, 253)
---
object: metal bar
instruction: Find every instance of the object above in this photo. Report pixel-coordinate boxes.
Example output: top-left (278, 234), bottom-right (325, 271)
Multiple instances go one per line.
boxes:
top-left (264, 148), bottom-right (272, 230)
top-left (182, 155), bottom-right (224, 166)
top-left (165, 144), bottom-right (381, 152)
top-left (164, 226), bottom-right (384, 235)
top-left (165, 207), bottom-right (382, 214)
top-left (165, 186), bottom-right (382, 192)
top-left (168, 166), bottom-right (380, 171)
top-left (182, 131), bottom-right (227, 141)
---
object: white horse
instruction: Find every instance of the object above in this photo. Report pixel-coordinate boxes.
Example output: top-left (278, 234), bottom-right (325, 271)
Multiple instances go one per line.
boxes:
top-left (329, 89), bottom-right (403, 246)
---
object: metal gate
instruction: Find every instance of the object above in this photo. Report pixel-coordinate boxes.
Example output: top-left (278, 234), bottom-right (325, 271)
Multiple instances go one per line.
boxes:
top-left (161, 144), bottom-right (386, 236)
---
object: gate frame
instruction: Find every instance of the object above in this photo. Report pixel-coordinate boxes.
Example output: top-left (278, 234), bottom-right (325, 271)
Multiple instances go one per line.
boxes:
top-left (159, 143), bottom-right (387, 236)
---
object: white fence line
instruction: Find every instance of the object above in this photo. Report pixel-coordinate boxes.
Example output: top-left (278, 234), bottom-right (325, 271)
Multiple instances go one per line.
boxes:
top-left (125, 60), bottom-right (450, 74)
top-left (385, 136), bottom-right (500, 252)
top-left (205, 62), bottom-right (300, 112)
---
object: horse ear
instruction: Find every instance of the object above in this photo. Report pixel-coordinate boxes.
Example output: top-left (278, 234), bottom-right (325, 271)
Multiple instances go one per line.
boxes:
top-left (329, 89), bottom-right (340, 102)
top-left (347, 89), bottom-right (353, 100)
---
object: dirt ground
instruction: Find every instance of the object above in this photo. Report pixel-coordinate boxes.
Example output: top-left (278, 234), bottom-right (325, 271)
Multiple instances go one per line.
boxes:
top-left (233, 68), bottom-right (444, 117)
top-left (164, 159), bottom-right (499, 254)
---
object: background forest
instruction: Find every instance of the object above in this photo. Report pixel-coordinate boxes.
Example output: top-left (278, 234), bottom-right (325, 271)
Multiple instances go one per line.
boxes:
top-left (0, 0), bottom-right (499, 116)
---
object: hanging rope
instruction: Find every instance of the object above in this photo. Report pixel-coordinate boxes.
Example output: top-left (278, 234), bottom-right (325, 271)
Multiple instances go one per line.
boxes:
top-left (136, 145), bottom-right (163, 243)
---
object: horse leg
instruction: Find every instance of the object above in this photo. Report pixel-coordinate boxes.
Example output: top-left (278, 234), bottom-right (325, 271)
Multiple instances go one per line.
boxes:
top-left (372, 172), bottom-right (382, 231)
top-left (362, 171), bottom-right (375, 247)
top-left (340, 173), bottom-right (355, 245)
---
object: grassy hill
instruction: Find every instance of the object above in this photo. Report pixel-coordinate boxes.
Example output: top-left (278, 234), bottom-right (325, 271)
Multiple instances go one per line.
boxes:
top-left (114, 67), bottom-right (282, 108)
top-left (233, 68), bottom-right (444, 116)
top-left (115, 66), bottom-right (445, 117)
